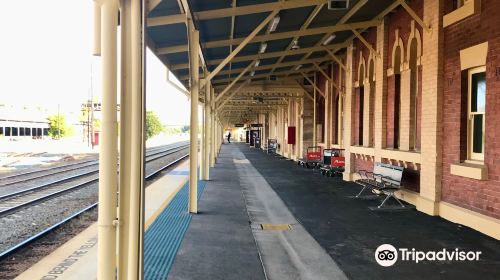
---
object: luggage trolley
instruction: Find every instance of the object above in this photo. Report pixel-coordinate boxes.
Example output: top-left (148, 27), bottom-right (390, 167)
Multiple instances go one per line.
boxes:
top-left (298, 146), bottom-right (322, 169)
top-left (320, 148), bottom-right (346, 176)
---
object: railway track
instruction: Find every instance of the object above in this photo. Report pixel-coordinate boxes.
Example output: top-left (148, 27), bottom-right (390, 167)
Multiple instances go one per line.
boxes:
top-left (0, 149), bottom-right (189, 259)
top-left (0, 143), bottom-right (187, 186)
top-left (0, 144), bottom-right (189, 217)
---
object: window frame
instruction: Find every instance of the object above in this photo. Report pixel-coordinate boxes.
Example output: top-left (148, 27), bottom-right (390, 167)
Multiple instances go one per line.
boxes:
top-left (467, 66), bottom-right (486, 161)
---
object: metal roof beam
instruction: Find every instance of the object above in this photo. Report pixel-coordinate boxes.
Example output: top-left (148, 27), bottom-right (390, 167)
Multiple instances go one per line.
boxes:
top-left (294, 80), bottom-right (314, 101)
top-left (212, 66), bottom-right (317, 85)
top-left (323, 47), bottom-right (346, 70)
top-left (269, 4), bottom-right (324, 75)
top-left (313, 62), bottom-right (339, 91)
top-left (147, 0), bottom-right (162, 14)
top-left (169, 42), bottom-right (348, 70)
top-left (147, 14), bottom-right (186, 26)
top-left (158, 20), bottom-right (379, 54)
top-left (399, 0), bottom-right (431, 32)
top-left (147, 0), bottom-right (329, 26)
top-left (203, 9), bottom-right (281, 86)
top-left (350, 27), bottom-right (379, 57)
top-left (293, 0), bottom-right (369, 67)
top-left (215, 60), bottom-right (257, 102)
top-left (300, 72), bottom-right (325, 98)
top-left (179, 55), bottom-right (335, 81)
top-left (216, 80), bottom-right (251, 111)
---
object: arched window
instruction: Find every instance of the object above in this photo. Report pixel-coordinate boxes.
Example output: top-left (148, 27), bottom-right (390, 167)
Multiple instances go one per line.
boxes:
top-left (407, 22), bottom-right (422, 150)
top-left (356, 54), bottom-right (366, 146)
top-left (368, 55), bottom-right (375, 146)
top-left (393, 45), bottom-right (402, 149)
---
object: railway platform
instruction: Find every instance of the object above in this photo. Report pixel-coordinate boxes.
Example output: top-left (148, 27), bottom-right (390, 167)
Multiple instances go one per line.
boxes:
top-left (16, 143), bottom-right (500, 280)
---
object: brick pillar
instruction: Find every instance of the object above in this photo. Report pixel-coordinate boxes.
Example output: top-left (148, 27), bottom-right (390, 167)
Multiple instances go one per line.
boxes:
top-left (419, 0), bottom-right (444, 215)
top-left (363, 80), bottom-right (372, 147)
top-left (399, 68), bottom-right (412, 150)
top-left (375, 19), bottom-right (389, 161)
top-left (324, 80), bottom-right (331, 148)
top-left (302, 91), bottom-right (314, 157)
top-left (343, 42), bottom-right (356, 181)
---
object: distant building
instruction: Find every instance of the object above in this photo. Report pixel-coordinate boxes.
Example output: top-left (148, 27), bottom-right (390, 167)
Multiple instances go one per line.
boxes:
top-left (0, 104), bottom-right (49, 139)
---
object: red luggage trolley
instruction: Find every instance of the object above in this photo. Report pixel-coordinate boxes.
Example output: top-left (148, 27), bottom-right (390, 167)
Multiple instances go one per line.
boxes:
top-left (320, 148), bottom-right (345, 176)
top-left (298, 146), bottom-right (322, 169)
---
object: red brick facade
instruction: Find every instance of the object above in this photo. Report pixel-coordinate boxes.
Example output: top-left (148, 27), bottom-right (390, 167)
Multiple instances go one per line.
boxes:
top-left (307, 0), bottom-right (499, 221)
top-left (442, 0), bottom-right (500, 219)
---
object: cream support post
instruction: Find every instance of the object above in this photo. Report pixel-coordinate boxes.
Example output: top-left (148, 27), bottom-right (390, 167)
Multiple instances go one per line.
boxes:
top-left (188, 19), bottom-right (199, 214)
top-left (97, 0), bottom-right (119, 279)
top-left (203, 83), bottom-right (211, 180)
top-left (118, 0), bottom-right (132, 278)
top-left (126, 0), bottom-right (145, 277)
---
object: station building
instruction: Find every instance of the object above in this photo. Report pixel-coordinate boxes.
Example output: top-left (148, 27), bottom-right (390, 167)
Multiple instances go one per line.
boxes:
top-left (185, 0), bottom-right (500, 238)
top-left (81, 0), bottom-right (500, 278)
top-left (0, 104), bottom-right (50, 139)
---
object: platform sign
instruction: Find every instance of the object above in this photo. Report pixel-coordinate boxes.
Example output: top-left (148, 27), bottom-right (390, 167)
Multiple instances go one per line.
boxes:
top-left (251, 123), bottom-right (263, 127)
top-left (306, 152), bottom-right (322, 161)
top-left (267, 139), bottom-right (277, 153)
top-left (323, 149), bottom-right (333, 165)
top-left (235, 124), bottom-right (244, 127)
top-left (331, 157), bottom-right (345, 167)
top-left (287, 126), bottom-right (296, 144)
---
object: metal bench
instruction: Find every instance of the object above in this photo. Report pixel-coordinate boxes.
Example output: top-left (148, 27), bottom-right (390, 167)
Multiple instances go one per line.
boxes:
top-left (355, 162), bottom-right (407, 209)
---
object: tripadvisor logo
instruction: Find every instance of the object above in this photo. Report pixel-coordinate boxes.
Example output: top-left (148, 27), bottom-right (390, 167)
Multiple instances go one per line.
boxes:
top-left (375, 244), bottom-right (482, 267)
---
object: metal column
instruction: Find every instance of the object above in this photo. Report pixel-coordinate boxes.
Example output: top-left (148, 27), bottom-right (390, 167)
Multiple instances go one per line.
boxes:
top-left (127, 0), bottom-right (145, 277)
top-left (97, 0), bottom-right (119, 279)
top-left (203, 83), bottom-right (211, 180)
top-left (118, 0), bottom-right (132, 278)
top-left (210, 87), bottom-right (216, 167)
top-left (188, 20), bottom-right (199, 213)
top-left (313, 73), bottom-right (317, 147)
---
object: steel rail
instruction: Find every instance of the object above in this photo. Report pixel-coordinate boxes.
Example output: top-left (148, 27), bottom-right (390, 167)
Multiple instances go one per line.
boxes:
top-left (0, 144), bottom-right (189, 200)
top-left (0, 145), bottom-right (190, 217)
top-left (0, 143), bottom-right (188, 186)
top-left (0, 151), bottom-right (190, 259)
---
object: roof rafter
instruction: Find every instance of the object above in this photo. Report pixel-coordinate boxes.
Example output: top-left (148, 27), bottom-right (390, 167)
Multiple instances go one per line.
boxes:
top-left (146, 0), bottom-right (329, 26)
top-left (179, 55), bottom-right (334, 81)
top-left (157, 20), bottom-right (379, 54)
top-left (169, 42), bottom-right (348, 70)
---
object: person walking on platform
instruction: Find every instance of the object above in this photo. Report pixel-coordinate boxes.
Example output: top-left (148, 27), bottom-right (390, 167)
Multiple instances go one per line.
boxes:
top-left (227, 132), bottom-right (231, 144)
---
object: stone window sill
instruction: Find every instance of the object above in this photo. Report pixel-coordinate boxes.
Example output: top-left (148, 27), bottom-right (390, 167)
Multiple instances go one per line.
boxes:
top-left (380, 148), bottom-right (421, 164)
top-left (444, 0), bottom-right (480, 28)
top-left (450, 161), bottom-right (488, 180)
top-left (350, 145), bottom-right (375, 157)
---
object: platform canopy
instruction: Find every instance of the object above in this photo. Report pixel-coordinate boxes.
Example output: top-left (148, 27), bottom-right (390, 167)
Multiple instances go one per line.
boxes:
top-left (146, 0), bottom-right (399, 112)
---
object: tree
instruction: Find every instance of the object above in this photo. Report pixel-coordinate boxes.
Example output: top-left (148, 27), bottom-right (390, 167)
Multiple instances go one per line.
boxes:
top-left (47, 115), bottom-right (73, 138)
top-left (146, 111), bottom-right (163, 140)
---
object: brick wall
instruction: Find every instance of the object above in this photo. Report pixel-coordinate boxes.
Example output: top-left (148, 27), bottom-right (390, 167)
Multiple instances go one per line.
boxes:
top-left (352, 27), bottom-right (377, 147)
top-left (354, 156), bottom-right (374, 173)
top-left (386, 75), bottom-right (396, 147)
top-left (442, 0), bottom-right (500, 219)
top-left (302, 92), bottom-right (314, 157)
top-left (386, 1), bottom-right (424, 150)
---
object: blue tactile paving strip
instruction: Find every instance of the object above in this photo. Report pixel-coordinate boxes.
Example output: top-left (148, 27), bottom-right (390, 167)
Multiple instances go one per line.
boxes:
top-left (167, 170), bottom-right (190, 176)
top-left (144, 180), bottom-right (207, 280)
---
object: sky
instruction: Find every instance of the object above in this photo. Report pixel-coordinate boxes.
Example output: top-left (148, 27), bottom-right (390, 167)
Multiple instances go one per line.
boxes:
top-left (0, 0), bottom-right (190, 126)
